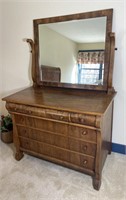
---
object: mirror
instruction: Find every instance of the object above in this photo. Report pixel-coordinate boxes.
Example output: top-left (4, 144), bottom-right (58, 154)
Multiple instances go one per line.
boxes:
top-left (39, 17), bottom-right (106, 85)
top-left (33, 9), bottom-right (113, 90)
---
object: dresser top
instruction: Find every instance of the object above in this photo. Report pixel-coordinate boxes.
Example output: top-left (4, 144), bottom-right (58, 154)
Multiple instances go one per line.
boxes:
top-left (3, 86), bottom-right (116, 115)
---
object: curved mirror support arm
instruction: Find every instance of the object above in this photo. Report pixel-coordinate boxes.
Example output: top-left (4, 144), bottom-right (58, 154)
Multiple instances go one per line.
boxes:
top-left (26, 39), bottom-right (40, 86)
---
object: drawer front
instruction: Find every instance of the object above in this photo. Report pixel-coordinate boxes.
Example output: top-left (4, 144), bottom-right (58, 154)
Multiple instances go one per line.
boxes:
top-left (7, 103), bottom-right (46, 117)
top-left (8, 103), bottom-right (101, 127)
top-left (69, 138), bottom-right (96, 157)
top-left (68, 125), bottom-right (97, 142)
top-left (18, 126), bottom-right (96, 157)
top-left (70, 152), bottom-right (95, 170)
top-left (7, 103), bottom-right (69, 122)
top-left (45, 109), bottom-right (69, 122)
top-left (19, 137), bottom-right (69, 162)
top-left (15, 115), bottom-right (68, 136)
top-left (20, 137), bottom-right (94, 170)
top-left (18, 126), bottom-right (69, 149)
top-left (70, 113), bottom-right (96, 126)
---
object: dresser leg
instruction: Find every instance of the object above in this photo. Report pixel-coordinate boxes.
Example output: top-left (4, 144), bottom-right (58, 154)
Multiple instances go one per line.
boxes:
top-left (92, 176), bottom-right (101, 190)
top-left (15, 151), bottom-right (24, 161)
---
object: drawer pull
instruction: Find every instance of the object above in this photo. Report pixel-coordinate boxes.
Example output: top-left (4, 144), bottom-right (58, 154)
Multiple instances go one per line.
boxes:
top-left (82, 145), bottom-right (87, 151)
top-left (82, 131), bottom-right (87, 135)
top-left (83, 160), bottom-right (88, 165)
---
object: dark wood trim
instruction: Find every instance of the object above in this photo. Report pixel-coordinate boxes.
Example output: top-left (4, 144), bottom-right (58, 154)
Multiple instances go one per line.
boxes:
top-left (26, 39), bottom-right (36, 85)
top-left (107, 32), bottom-right (115, 92)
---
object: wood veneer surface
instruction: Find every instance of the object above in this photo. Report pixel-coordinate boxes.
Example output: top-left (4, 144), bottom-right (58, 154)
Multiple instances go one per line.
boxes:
top-left (3, 86), bottom-right (116, 115)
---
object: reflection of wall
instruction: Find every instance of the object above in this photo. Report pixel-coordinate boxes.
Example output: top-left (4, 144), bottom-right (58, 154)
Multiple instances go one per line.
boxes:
top-left (77, 42), bottom-right (105, 50)
top-left (39, 26), bottom-right (77, 83)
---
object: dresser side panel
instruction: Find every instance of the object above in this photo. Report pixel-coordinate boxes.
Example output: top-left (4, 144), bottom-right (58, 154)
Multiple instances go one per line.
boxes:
top-left (101, 101), bottom-right (113, 168)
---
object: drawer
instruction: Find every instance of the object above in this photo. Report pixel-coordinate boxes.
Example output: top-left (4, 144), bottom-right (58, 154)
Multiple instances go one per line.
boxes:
top-left (45, 109), bottom-right (69, 122)
top-left (18, 126), bottom-right (69, 149)
top-left (8, 103), bottom-right (69, 122)
top-left (70, 113), bottom-right (96, 126)
top-left (52, 147), bottom-right (69, 162)
top-left (6, 103), bottom-right (46, 117)
top-left (38, 142), bottom-right (69, 162)
top-left (70, 152), bottom-right (95, 170)
top-left (19, 137), bottom-right (69, 162)
top-left (69, 138), bottom-right (96, 156)
top-left (15, 115), bottom-right (68, 136)
top-left (68, 125), bottom-right (97, 142)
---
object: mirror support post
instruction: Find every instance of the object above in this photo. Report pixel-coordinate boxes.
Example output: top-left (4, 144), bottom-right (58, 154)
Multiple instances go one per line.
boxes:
top-left (26, 39), bottom-right (37, 86)
top-left (107, 32), bottom-right (115, 94)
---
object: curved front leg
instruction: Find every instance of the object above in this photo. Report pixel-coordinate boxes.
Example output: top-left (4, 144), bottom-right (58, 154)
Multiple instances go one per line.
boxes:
top-left (15, 150), bottom-right (24, 161)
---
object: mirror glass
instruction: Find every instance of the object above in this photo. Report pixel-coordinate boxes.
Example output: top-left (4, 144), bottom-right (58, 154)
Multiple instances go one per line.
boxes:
top-left (39, 17), bottom-right (106, 85)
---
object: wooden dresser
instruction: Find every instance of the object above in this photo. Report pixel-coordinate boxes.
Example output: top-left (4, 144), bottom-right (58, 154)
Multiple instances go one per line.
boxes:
top-left (3, 86), bottom-right (115, 190)
top-left (2, 9), bottom-right (116, 190)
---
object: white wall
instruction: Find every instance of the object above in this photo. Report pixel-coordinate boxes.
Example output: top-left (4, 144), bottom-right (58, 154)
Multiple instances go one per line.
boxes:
top-left (77, 42), bottom-right (105, 50)
top-left (0, 0), bottom-right (125, 146)
top-left (39, 26), bottom-right (77, 83)
top-left (0, 3), bottom-right (2, 113)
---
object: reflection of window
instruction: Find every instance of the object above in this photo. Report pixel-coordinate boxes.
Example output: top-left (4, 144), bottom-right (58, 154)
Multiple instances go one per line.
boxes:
top-left (77, 50), bottom-right (104, 85)
top-left (78, 63), bottom-right (104, 85)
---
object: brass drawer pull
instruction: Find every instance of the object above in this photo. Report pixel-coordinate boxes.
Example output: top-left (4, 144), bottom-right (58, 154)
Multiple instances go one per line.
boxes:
top-left (83, 160), bottom-right (88, 165)
top-left (82, 145), bottom-right (87, 151)
top-left (60, 116), bottom-right (64, 120)
top-left (82, 130), bottom-right (87, 135)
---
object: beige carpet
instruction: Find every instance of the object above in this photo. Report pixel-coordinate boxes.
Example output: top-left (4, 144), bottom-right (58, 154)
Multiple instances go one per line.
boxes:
top-left (0, 140), bottom-right (126, 200)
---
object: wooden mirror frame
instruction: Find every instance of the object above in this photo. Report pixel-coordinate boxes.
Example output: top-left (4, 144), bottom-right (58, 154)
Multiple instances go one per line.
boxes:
top-left (28, 9), bottom-right (115, 92)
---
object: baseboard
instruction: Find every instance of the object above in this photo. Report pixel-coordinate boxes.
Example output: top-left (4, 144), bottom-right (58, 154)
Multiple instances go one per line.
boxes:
top-left (112, 143), bottom-right (126, 154)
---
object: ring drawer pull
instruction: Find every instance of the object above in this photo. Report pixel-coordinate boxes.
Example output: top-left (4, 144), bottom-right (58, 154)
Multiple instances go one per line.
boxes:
top-left (82, 145), bottom-right (87, 151)
top-left (83, 160), bottom-right (88, 165)
top-left (82, 130), bottom-right (87, 135)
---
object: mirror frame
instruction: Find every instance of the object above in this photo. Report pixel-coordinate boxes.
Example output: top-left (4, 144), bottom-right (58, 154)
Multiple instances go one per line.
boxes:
top-left (33, 9), bottom-right (114, 91)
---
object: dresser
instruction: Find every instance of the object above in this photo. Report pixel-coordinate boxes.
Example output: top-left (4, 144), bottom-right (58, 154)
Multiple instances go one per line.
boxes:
top-left (3, 86), bottom-right (115, 190)
top-left (2, 8), bottom-right (116, 190)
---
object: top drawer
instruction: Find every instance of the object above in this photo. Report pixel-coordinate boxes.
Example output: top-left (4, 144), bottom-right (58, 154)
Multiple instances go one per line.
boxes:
top-left (6, 103), bottom-right (69, 122)
top-left (6, 102), bottom-right (101, 128)
top-left (70, 113), bottom-right (95, 127)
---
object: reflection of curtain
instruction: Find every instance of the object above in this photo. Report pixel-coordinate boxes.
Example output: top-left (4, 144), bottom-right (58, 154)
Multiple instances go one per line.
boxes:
top-left (77, 51), bottom-right (104, 64)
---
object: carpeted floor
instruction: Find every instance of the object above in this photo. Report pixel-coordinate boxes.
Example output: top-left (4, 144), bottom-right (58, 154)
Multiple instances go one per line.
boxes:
top-left (0, 139), bottom-right (126, 200)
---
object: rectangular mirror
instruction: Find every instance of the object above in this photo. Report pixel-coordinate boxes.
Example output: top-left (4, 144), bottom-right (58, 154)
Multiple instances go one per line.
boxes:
top-left (39, 17), bottom-right (106, 85)
top-left (34, 9), bottom-right (113, 91)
